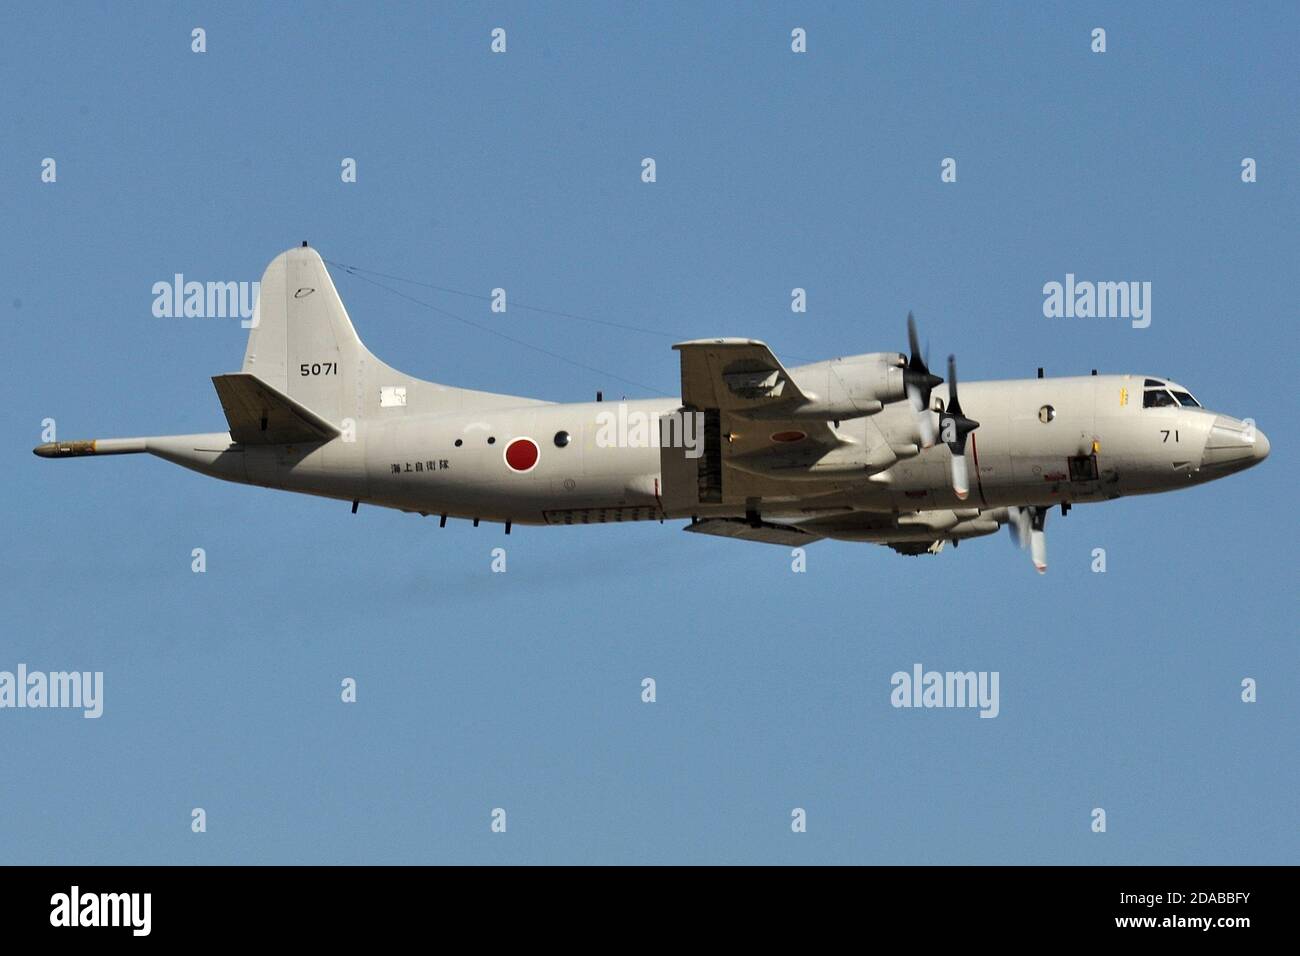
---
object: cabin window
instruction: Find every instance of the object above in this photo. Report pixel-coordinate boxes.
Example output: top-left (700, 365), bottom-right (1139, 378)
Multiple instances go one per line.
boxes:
top-left (554, 430), bottom-right (570, 448)
top-left (1143, 389), bottom-right (1177, 408)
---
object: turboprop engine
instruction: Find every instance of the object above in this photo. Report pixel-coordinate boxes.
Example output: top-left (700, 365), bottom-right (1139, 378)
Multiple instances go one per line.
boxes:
top-left (747, 352), bottom-right (907, 421)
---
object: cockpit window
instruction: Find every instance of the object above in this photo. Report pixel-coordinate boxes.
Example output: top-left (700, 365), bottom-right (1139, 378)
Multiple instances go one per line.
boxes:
top-left (1170, 390), bottom-right (1200, 408)
top-left (1143, 378), bottom-right (1166, 387)
top-left (1143, 389), bottom-right (1177, 408)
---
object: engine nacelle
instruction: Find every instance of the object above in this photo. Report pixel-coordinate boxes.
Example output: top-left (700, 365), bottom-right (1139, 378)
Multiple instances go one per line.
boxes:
top-left (753, 352), bottom-right (906, 420)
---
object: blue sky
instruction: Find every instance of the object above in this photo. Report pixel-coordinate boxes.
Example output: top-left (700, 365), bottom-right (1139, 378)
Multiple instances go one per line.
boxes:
top-left (1, 2), bottom-right (1295, 864)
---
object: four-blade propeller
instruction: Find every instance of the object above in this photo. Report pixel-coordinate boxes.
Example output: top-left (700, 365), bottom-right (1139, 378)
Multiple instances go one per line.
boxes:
top-left (904, 314), bottom-right (1045, 572)
top-left (938, 354), bottom-right (980, 500)
top-left (903, 314), bottom-right (981, 500)
top-left (903, 312), bottom-right (943, 448)
top-left (1005, 505), bottom-right (1049, 574)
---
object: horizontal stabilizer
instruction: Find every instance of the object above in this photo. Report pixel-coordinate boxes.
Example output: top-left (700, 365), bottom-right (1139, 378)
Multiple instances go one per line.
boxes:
top-left (684, 517), bottom-right (822, 547)
top-left (212, 373), bottom-right (340, 445)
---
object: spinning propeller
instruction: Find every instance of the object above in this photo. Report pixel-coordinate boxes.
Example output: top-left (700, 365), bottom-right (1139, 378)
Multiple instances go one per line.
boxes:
top-left (1005, 505), bottom-right (1049, 573)
top-left (903, 312), bottom-right (942, 448)
top-left (902, 314), bottom-right (982, 499)
top-left (938, 355), bottom-right (980, 500)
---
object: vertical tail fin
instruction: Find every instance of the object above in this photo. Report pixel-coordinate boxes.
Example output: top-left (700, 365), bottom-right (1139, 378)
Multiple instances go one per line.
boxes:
top-left (242, 244), bottom-right (367, 424)
top-left (240, 245), bottom-right (544, 424)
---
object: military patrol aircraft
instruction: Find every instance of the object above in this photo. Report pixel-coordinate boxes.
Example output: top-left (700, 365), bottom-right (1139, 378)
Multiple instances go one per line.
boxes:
top-left (35, 244), bottom-right (1269, 572)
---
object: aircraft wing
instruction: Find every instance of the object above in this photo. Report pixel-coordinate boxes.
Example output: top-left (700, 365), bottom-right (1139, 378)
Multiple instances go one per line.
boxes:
top-left (665, 339), bottom-right (854, 506)
top-left (673, 338), bottom-right (810, 414)
top-left (683, 517), bottom-right (824, 546)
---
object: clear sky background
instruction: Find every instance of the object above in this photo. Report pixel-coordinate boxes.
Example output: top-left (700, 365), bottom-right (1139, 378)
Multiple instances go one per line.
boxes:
top-left (1, 2), bottom-right (1295, 864)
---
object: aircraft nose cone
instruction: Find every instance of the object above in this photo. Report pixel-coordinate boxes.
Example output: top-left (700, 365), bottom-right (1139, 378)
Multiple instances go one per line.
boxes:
top-left (1201, 416), bottom-right (1268, 472)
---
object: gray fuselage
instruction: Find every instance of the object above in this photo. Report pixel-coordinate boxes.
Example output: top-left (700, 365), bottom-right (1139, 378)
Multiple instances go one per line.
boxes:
top-left (147, 372), bottom-right (1266, 527)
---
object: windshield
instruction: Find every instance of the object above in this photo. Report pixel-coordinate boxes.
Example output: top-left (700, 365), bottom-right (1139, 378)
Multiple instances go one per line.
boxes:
top-left (1143, 389), bottom-right (1177, 408)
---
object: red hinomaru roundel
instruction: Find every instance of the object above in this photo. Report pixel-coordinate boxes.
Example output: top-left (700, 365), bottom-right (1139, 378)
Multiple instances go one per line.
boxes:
top-left (504, 437), bottom-right (539, 472)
